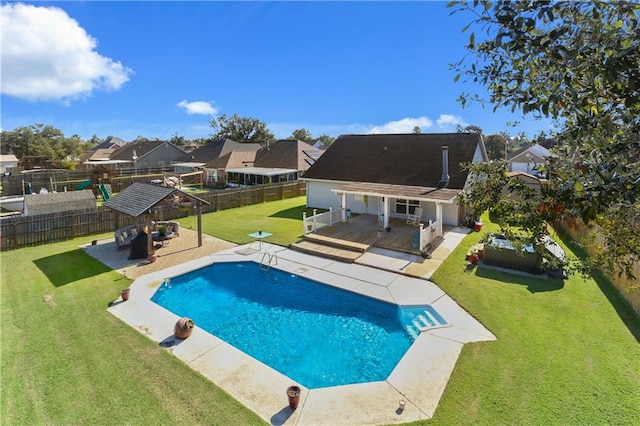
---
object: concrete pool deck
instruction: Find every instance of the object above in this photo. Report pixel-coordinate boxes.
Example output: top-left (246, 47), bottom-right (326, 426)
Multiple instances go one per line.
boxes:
top-left (105, 243), bottom-right (495, 425)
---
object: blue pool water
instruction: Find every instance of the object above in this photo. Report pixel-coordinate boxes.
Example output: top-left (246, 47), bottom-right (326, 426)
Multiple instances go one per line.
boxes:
top-left (151, 261), bottom-right (446, 389)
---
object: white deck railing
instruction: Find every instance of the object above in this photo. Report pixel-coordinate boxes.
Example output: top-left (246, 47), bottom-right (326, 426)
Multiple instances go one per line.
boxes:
top-left (303, 207), bottom-right (344, 234)
top-left (418, 220), bottom-right (439, 252)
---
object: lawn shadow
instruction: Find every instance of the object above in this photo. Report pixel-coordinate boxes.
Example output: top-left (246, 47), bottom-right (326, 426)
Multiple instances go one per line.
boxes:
top-left (553, 227), bottom-right (640, 343)
top-left (473, 264), bottom-right (565, 293)
top-left (34, 249), bottom-right (112, 287)
top-left (270, 205), bottom-right (322, 220)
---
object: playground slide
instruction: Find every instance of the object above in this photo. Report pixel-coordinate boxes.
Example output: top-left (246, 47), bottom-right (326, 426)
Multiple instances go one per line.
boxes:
top-left (98, 183), bottom-right (110, 201)
top-left (76, 179), bottom-right (92, 190)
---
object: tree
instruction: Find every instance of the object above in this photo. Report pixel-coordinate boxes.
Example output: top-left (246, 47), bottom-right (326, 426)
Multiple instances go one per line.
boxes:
top-left (456, 124), bottom-right (483, 134)
top-left (316, 134), bottom-right (336, 147)
top-left (484, 133), bottom-right (509, 161)
top-left (450, 1), bottom-right (640, 279)
top-left (290, 128), bottom-right (313, 141)
top-left (413, 126), bottom-right (422, 134)
top-left (209, 113), bottom-right (275, 146)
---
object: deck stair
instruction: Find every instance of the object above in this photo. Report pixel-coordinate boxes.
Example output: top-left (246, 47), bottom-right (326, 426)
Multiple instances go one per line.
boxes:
top-left (303, 233), bottom-right (370, 252)
top-left (290, 233), bottom-right (371, 263)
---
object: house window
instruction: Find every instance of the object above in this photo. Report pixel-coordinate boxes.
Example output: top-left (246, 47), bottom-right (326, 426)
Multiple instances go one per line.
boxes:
top-left (396, 199), bottom-right (420, 215)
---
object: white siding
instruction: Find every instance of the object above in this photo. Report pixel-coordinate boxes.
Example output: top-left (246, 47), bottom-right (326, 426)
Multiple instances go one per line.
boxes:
top-left (511, 161), bottom-right (542, 175)
top-left (442, 203), bottom-right (459, 226)
top-left (306, 181), bottom-right (345, 210)
top-left (473, 143), bottom-right (486, 163)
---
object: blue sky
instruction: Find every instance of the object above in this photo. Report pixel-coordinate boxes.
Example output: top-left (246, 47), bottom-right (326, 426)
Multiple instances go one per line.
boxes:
top-left (1, 1), bottom-right (557, 142)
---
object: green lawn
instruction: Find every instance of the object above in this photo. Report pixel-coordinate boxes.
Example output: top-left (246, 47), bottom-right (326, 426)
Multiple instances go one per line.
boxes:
top-left (178, 196), bottom-right (321, 246)
top-left (1, 200), bottom-right (639, 425)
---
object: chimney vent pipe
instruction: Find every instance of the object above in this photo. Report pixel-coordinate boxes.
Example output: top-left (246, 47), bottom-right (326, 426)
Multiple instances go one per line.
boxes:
top-left (439, 145), bottom-right (450, 187)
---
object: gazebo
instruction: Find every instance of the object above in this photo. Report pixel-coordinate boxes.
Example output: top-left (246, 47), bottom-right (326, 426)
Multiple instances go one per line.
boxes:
top-left (103, 182), bottom-right (210, 253)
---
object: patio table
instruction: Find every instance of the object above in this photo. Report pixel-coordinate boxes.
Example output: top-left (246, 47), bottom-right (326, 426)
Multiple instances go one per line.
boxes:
top-left (247, 231), bottom-right (272, 250)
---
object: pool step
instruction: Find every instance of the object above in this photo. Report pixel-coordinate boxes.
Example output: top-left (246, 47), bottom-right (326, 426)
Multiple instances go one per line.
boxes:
top-left (406, 310), bottom-right (449, 338)
top-left (412, 311), bottom-right (437, 331)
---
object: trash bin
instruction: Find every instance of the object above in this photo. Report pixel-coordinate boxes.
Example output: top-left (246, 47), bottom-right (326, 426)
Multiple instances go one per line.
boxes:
top-left (411, 232), bottom-right (420, 250)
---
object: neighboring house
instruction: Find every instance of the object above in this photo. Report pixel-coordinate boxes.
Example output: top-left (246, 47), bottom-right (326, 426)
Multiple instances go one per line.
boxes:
top-left (504, 171), bottom-right (548, 201)
top-left (80, 148), bottom-right (120, 165)
top-left (507, 143), bottom-right (552, 177)
top-left (0, 155), bottom-right (19, 174)
top-left (173, 138), bottom-right (262, 179)
top-left (176, 138), bottom-right (261, 166)
top-left (109, 140), bottom-right (187, 170)
top-left (254, 139), bottom-right (322, 172)
top-left (23, 189), bottom-right (96, 216)
top-left (223, 140), bottom-right (322, 186)
top-left (93, 136), bottom-right (128, 151)
top-left (312, 140), bottom-right (328, 150)
top-left (203, 150), bottom-right (259, 184)
top-left (302, 133), bottom-right (488, 230)
top-left (80, 137), bottom-right (128, 169)
top-left (225, 166), bottom-right (299, 186)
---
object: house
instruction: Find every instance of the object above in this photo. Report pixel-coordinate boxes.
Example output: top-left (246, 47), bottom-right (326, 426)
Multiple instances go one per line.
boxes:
top-left (506, 171), bottom-right (547, 192)
top-left (203, 150), bottom-right (260, 185)
top-left (109, 140), bottom-right (187, 171)
top-left (176, 138), bottom-right (262, 164)
top-left (23, 189), bottom-right (97, 216)
top-left (507, 143), bottom-right (552, 177)
top-left (254, 139), bottom-right (322, 172)
top-left (0, 155), bottom-right (19, 174)
top-left (174, 139), bottom-right (262, 181)
top-left (222, 140), bottom-right (323, 187)
top-left (80, 137), bottom-right (129, 170)
top-left (302, 133), bottom-right (488, 231)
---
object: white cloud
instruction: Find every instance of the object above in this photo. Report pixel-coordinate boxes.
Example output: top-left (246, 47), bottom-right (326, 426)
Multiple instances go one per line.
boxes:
top-left (436, 114), bottom-right (466, 131)
top-left (367, 117), bottom-right (433, 134)
top-left (0, 3), bottom-right (133, 102)
top-left (177, 100), bottom-right (217, 116)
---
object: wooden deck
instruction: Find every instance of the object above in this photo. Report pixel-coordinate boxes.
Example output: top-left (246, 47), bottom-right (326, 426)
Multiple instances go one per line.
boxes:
top-left (322, 214), bottom-right (426, 253)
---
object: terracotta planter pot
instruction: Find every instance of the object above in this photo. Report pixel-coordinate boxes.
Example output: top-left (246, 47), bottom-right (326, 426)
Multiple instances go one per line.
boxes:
top-left (148, 254), bottom-right (157, 263)
top-left (287, 385), bottom-right (301, 410)
top-left (120, 288), bottom-right (130, 302)
top-left (174, 317), bottom-right (195, 339)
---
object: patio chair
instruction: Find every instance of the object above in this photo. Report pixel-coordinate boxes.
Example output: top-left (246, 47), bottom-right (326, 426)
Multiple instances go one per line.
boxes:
top-left (406, 207), bottom-right (423, 226)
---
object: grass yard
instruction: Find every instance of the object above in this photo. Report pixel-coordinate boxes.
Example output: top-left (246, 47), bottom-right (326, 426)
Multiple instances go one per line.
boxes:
top-left (425, 215), bottom-right (640, 425)
top-left (1, 200), bottom-right (639, 425)
top-left (0, 238), bottom-right (264, 425)
top-left (177, 196), bottom-right (320, 246)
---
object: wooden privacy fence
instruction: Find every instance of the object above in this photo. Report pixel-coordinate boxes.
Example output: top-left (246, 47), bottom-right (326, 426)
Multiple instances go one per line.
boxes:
top-left (0, 181), bottom-right (306, 251)
top-left (559, 219), bottom-right (640, 316)
top-left (0, 208), bottom-right (114, 250)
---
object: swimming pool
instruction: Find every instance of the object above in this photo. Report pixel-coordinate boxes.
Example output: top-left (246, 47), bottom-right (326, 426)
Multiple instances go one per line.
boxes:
top-left (151, 261), bottom-right (447, 389)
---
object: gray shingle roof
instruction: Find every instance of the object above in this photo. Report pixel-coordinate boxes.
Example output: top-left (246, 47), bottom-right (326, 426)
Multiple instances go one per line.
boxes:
top-left (302, 133), bottom-right (483, 189)
top-left (23, 190), bottom-right (97, 216)
top-left (178, 139), bottom-right (262, 163)
top-left (110, 140), bottom-right (186, 161)
top-left (204, 151), bottom-right (258, 169)
top-left (254, 140), bottom-right (318, 171)
top-left (103, 183), bottom-right (208, 217)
